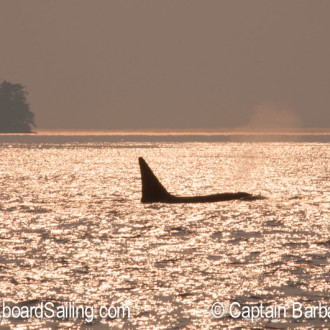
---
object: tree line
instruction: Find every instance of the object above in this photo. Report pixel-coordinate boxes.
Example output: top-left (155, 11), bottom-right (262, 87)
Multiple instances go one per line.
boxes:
top-left (0, 81), bottom-right (36, 133)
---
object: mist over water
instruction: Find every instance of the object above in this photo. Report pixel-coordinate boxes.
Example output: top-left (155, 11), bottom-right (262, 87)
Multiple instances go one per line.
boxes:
top-left (0, 134), bottom-right (329, 328)
top-left (241, 102), bottom-right (303, 132)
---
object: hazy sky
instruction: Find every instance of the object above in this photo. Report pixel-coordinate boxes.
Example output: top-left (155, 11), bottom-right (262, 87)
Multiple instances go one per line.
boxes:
top-left (1, 0), bottom-right (329, 129)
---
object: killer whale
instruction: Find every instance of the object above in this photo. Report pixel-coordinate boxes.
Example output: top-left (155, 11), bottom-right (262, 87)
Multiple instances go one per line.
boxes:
top-left (138, 157), bottom-right (257, 203)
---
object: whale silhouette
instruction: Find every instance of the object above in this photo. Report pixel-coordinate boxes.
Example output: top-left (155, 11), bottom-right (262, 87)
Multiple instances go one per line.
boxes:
top-left (139, 157), bottom-right (258, 203)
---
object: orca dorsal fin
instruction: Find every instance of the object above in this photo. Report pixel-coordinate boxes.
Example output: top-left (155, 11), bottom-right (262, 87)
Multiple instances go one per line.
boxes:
top-left (139, 157), bottom-right (170, 203)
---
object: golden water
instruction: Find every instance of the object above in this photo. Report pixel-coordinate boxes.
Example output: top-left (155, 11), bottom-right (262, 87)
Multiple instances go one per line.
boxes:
top-left (0, 138), bottom-right (329, 328)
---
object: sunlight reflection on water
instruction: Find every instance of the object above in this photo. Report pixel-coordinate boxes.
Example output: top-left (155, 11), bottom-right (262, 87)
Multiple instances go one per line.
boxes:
top-left (0, 141), bottom-right (329, 328)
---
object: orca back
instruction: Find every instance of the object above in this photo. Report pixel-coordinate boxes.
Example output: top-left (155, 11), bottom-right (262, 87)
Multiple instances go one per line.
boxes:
top-left (138, 157), bottom-right (260, 204)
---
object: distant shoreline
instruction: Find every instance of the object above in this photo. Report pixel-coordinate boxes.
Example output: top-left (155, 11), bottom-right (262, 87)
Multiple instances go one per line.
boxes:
top-left (0, 128), bottom-right (329, 136)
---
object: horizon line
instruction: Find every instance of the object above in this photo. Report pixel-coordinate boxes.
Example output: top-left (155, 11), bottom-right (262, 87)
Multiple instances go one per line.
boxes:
top-left (1, 128), bottom-right (330, 136)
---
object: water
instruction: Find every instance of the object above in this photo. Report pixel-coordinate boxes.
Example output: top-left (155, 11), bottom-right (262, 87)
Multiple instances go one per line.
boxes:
top-left (0, 134), bottom-right (329, 328)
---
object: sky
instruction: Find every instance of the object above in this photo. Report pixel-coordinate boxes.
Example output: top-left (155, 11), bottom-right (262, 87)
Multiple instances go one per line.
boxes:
top-left (0, 0), bottom-right (330, 130)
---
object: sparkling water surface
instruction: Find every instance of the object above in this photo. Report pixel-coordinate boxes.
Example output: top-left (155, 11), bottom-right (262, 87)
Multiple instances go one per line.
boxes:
top-left (0, 136), bottom-right (329, 328)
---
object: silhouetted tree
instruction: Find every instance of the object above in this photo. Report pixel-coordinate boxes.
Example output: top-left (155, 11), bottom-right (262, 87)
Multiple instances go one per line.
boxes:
top-left (0, 81), bottom-right (36, 133)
